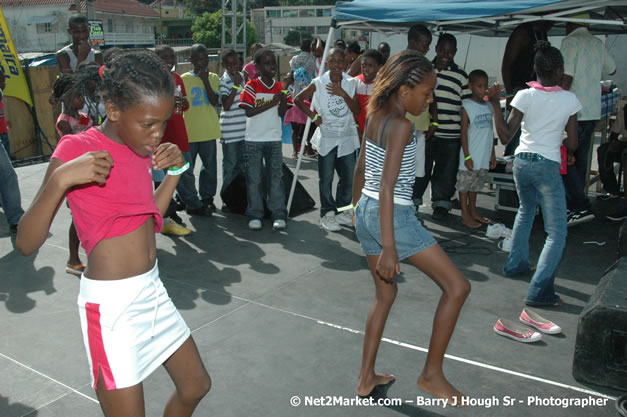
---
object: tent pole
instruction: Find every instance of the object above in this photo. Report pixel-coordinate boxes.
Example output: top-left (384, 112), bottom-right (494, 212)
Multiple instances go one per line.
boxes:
top-left (286, 22), bottom-right (335, 216)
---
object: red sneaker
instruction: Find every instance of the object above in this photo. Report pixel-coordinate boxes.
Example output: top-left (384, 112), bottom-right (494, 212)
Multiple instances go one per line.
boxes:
top-left (519, 308), bottom-right (562, 334)
top-left (493, 318), bottom-right (542, 343)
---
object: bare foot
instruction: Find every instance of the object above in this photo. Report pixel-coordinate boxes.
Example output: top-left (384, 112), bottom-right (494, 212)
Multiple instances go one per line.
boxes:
top-left (471, 214), bottom-right (491, 224)
top-left (357, 373), bottom-right (395, 397)
top-left (418, 372), bottom-right (465, 407)
top-left (461, 216), bottom-right (481, 229)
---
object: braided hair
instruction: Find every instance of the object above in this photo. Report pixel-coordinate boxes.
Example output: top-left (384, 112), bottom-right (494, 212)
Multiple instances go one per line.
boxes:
top-left (367, 50), bottom-right (434, 115)
top-left (74, 61), bottom-right (102, 120)
top-left (533, 40), bottom-right (564, 81)
top-left (52, 74), bottom-right (76, 102)
top-left (98, 49), bottom-right (174, 110)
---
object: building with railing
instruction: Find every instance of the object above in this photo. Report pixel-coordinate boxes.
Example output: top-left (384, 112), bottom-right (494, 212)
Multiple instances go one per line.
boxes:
top-left (148, 0), bottom-right (193, 45)
top-left (252, 5), bottom-right (334, 45)
top-left (0, 0), bottom-right (159, 53)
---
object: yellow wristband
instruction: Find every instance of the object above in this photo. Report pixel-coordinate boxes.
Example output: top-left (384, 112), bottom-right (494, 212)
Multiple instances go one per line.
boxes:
top-left (312, 114), bottom-right (319, 122)
top-left (464, 155), bottom-right (472, 161)
top-left (431, 122), bottom-right (439, 127)
top-left (337, 204), bottom-right (355, 212)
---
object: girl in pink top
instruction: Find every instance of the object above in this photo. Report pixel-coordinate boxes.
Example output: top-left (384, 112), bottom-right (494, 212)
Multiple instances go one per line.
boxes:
top-left (17, 50), bottom-right (210, 416)
top-left (243, 43), bottom-right (263, 82)
top-left (52, 74), bottom-right (93, 277)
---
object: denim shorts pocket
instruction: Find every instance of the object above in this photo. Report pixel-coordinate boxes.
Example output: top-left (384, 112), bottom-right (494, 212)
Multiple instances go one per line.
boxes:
top-left (393, 206), bottom-right (413, 228)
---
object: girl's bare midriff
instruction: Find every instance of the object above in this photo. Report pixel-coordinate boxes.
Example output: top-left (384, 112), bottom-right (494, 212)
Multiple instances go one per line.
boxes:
top-left (84, 218), bottom-right (157, 280)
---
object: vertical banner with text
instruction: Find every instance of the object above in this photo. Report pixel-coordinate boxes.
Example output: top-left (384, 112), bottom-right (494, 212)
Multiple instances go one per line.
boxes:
top-left (0, 6), bottom-right (32, 106)
top-left (88, 20), bottom-right (105, 46)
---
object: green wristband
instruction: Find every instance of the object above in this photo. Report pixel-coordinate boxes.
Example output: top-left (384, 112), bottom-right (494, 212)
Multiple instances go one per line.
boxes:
top-left (464, 155), bottom-right (472, 161)
top-left (167, 162), bottom-right (190, 176)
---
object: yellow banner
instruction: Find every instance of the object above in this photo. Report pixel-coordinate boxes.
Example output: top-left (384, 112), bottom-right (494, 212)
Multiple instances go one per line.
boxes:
top-left (0, 7), bottom-right (32, 106)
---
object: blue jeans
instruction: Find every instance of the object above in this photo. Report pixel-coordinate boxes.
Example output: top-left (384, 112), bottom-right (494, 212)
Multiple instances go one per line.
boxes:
top-left (244, 141), bottom-right (286, 221)
top-left (562, 120), bottom-right (594, 211)
top-left (0, 132), bottom-right (10, 156)
top-left (176, 141), bottom-right (217, 209)
top-left (318, 146), bottom-right (356, 216)
top-left (0, 142), bottom-right (24, 226)
top-left (412, 137), bottom-right (460, 209)
top-left (504, 156), bottom-right (567, 305)
top-left (221, 140), bottom-right (245, 196)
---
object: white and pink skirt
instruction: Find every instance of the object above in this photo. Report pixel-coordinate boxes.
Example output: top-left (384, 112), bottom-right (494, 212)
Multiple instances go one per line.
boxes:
top-left (77, 261), bottom-right (190, 390)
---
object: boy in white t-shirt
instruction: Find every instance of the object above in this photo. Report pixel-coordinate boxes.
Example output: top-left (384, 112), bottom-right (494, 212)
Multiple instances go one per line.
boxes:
top-left (294, 48), bottom-right (361, 232)
top-left (456, 69), bottom-right (496, 229)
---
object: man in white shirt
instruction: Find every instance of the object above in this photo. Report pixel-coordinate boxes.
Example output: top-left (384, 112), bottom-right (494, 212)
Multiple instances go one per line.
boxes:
top-left (560, 13), bottom-right (616, 226)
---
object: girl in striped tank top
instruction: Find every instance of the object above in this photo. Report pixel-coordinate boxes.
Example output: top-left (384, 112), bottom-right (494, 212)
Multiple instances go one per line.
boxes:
top-left (352, 50), bottom-right (470, 405)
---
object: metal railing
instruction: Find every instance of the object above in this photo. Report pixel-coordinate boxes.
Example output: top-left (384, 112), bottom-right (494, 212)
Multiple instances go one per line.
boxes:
top-left (156, 38), bottom-right (194, 46)
top-left (103, 33), bottom-right (155, 46)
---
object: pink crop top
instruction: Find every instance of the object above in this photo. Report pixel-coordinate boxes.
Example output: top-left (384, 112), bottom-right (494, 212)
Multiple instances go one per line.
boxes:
top-left (52, 127), bottom-right (163, 255)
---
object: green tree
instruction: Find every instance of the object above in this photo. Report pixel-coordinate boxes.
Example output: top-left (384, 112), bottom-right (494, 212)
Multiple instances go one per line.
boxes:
top-left (184, 0), bottom-right (221, 15)
top-left (191, 10), bottom-right (258, 53)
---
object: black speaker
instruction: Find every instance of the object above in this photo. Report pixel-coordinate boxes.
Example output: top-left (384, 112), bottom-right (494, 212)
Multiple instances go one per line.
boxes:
top-left (573, 257), bottom-right (627, 391)
top-left (220, 163), bottom-right (315, 218)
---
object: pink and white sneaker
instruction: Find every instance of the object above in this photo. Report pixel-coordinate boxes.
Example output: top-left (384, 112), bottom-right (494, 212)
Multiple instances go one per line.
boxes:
top-left (519, 308), bottom-right (562, 334)
top-left (493, 318), bottom-right (542, 343)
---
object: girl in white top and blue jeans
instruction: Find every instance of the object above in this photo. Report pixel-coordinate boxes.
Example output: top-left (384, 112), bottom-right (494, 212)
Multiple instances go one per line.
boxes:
top-left (490, 41), bottom-right (581, 307)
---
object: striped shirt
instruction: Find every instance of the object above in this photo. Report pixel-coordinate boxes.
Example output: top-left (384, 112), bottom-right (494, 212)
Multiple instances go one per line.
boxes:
top-left (219, 71), bottom-right (247, 144)
top-left (432, 59), bottom-right (470, 139)
top-left (362, 122), bottom-right (417, 205)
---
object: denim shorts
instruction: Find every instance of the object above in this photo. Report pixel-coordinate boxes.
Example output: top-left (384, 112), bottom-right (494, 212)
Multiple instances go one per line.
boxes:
top-left (355, 195), bottom-right (436, 260)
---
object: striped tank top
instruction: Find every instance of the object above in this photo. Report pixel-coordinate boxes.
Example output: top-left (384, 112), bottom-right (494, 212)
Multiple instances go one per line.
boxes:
top-left (362, 114), bottom-right (416, 205)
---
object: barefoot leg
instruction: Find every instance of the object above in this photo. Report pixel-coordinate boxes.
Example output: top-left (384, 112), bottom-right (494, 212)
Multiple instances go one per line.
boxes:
top-left (291, 122), bottom-right (302, 154)
top-left (407, 244), bottom-right (470, 403)
top-left (95, 373), bottom-right (145, 417)
top-left (468, 192), bottom-right (490, 224)
top-left (162, 336), bottom-right (211, 417)
top-left (357, 254), bottom-right (396, 396)
top-left (459, 191), bottom-right (481, 228)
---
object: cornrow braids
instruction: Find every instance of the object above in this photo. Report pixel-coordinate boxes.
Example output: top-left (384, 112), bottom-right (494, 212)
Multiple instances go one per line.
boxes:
top-left (98, 49), bottom-right (174, 110)
top-left (75, 62), bottom-right (103, 120)
top-left (533, 40), bottom-right (564, 80)
top-left (367, 49), bottom-right (433, 116)
top-left (52, 74), bottom-right (77, 101)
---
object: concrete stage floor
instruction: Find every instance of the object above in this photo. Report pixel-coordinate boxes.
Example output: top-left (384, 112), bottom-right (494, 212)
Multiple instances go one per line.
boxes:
top-left (0, 144), bottom-right (624, 417)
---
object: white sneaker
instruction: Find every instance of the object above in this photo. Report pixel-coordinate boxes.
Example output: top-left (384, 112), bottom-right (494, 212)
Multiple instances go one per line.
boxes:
top-left (498, 235), bottom-right (513, 252)
top-left (320, 211), bottom-right (341, 232)
top-left (248, 219), bottom-right (262, 230)
top-left (486, 223), bottom-right (512, 239)
top-left (335, 210), bottom-right (353, 226)
top-left (272, 219), bottom-right (287, 231)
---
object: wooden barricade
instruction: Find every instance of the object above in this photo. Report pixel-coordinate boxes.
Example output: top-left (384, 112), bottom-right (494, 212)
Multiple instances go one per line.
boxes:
top-left (4, 66), bottom-right (60, 160)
